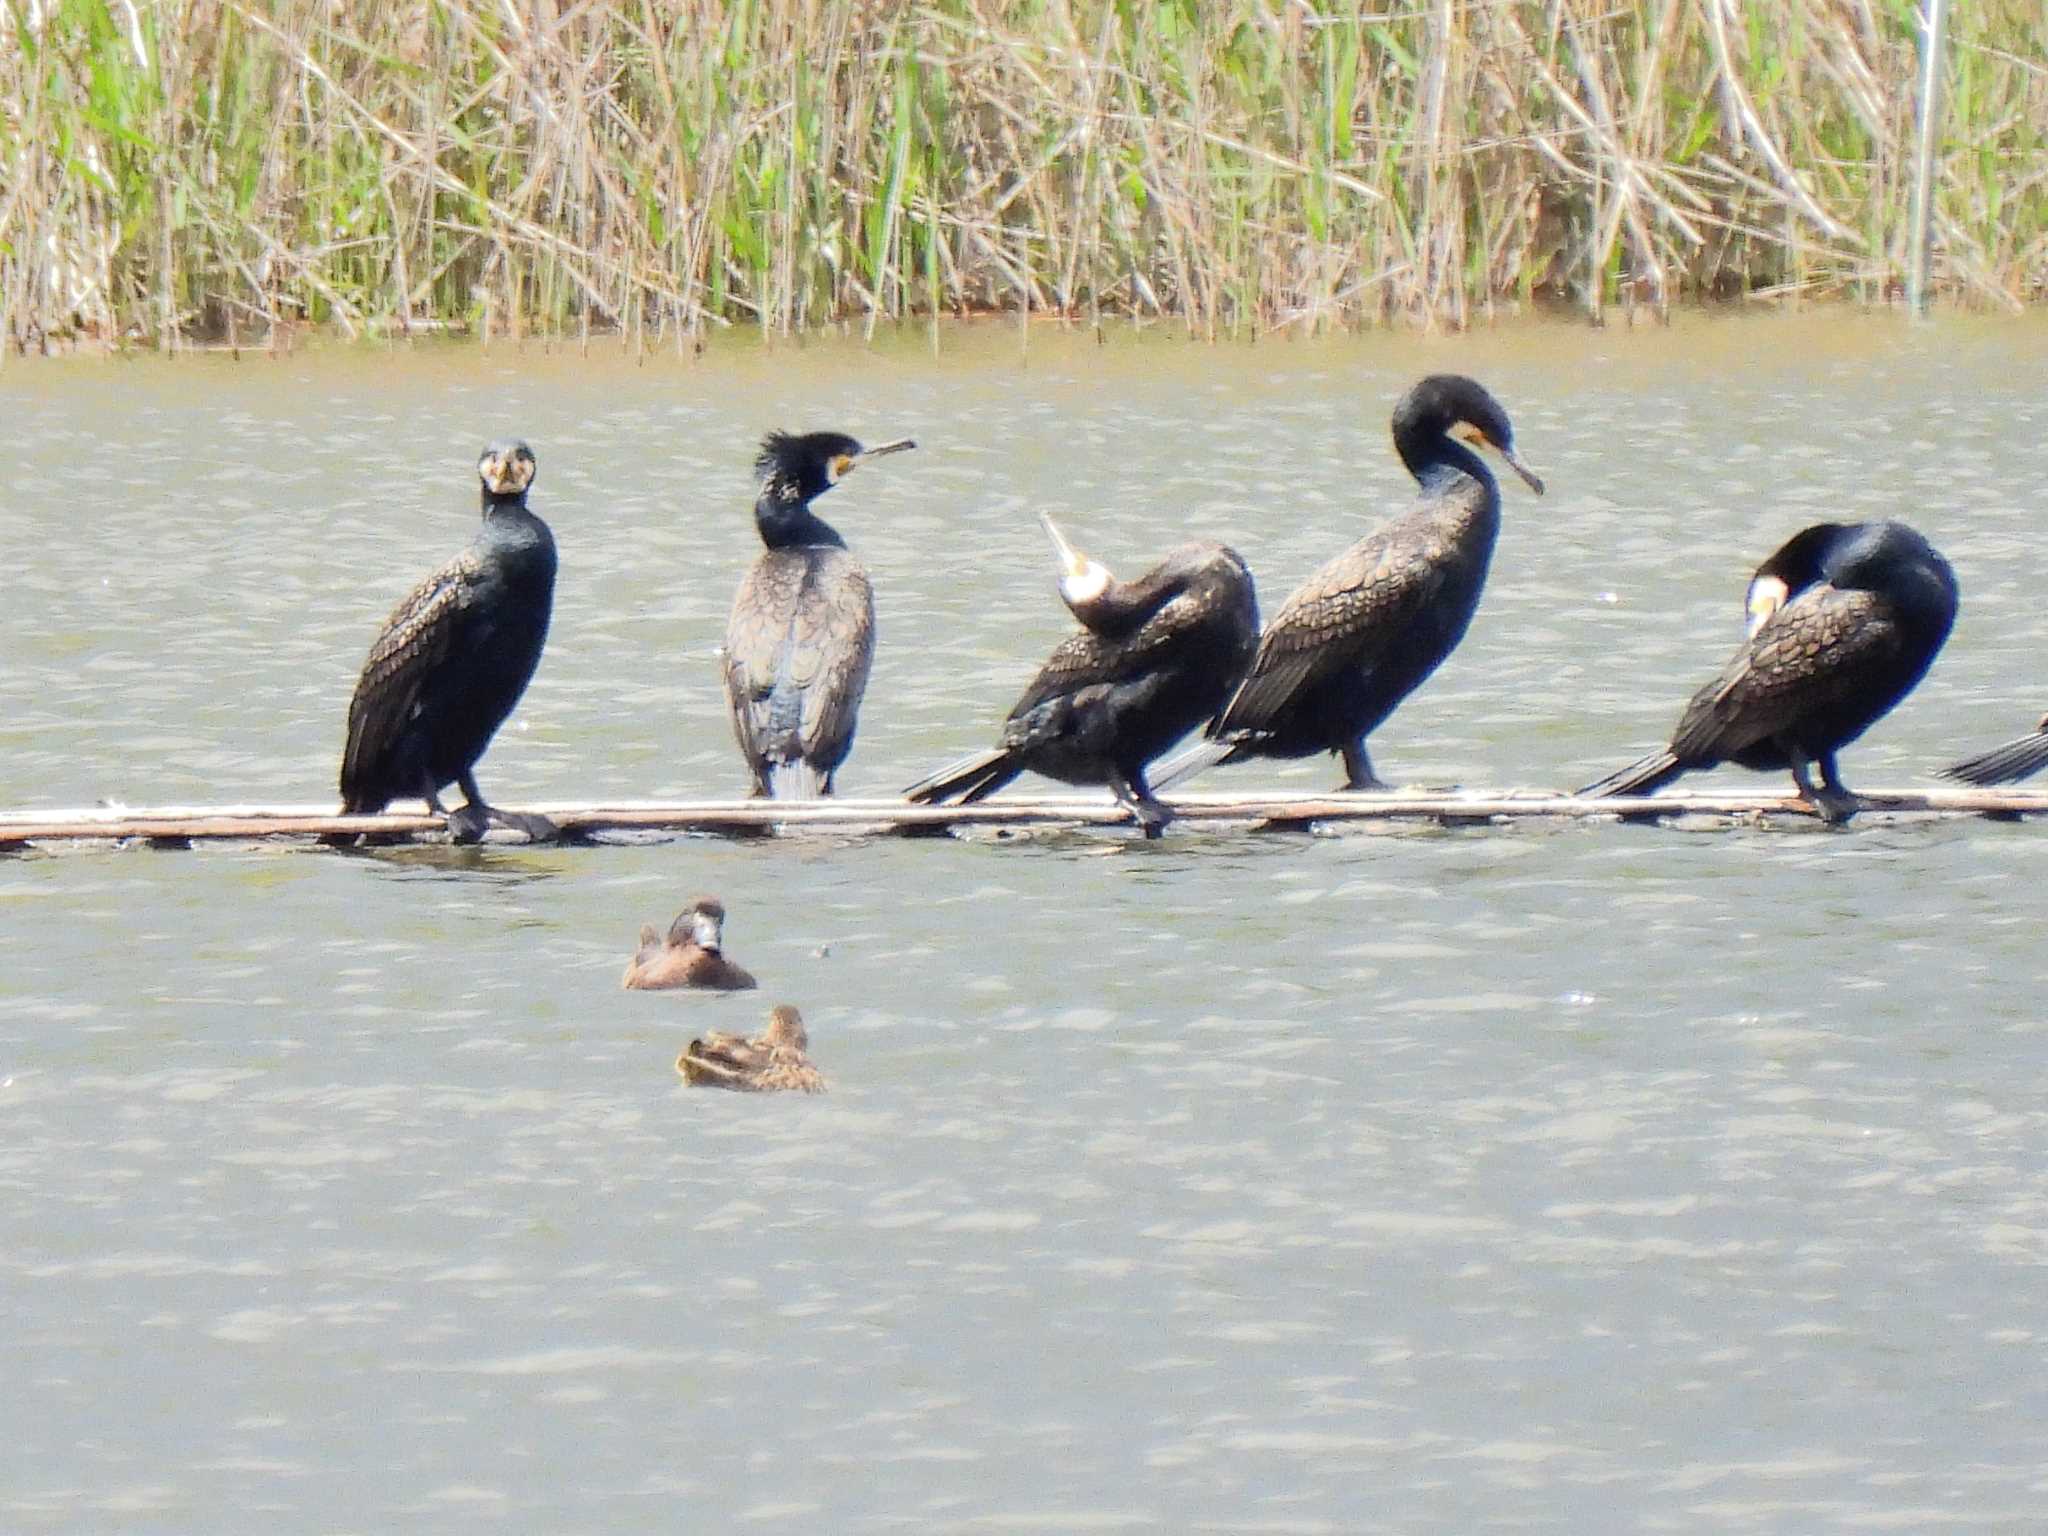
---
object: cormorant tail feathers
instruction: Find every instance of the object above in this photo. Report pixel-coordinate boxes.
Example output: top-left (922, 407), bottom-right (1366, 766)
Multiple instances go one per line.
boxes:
top-left (1148, 738), bottom-right (1237, 793)
top-left (1944, 731), bottom-right (2048, 788)
top-left (903, 749), bottom-right (1024, 806)
top-left (1578, 750), bottom-right (1686, 800)
top-left (766, 760), bottom-right (828, 800)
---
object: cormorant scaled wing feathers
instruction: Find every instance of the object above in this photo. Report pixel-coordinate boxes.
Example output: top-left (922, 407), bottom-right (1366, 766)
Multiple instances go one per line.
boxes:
top-left (1011, 588), bottom-right (1212, 720)
top-left (1212, 525), bottom-right (1449, 737)
top-left (340, 556), bottom-right (476, 803)
top-left (1669, 586), bottom-right (1904, 765)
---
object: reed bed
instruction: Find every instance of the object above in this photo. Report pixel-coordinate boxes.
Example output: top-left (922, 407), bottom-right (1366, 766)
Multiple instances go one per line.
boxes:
top-left (2, 0), bottom-right (2043, 349)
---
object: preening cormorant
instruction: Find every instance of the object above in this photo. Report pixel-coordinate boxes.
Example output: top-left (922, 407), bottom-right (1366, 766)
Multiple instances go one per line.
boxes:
top-left (622, 896), bottom-right (758, 992)
top-left (333, 439), bottom-right (557, 845)
top-left (678, 1004), bottom-right (827, 1094)
top-left (724, 430), bottom-right (915, 798)
top-left (1154, 373), bottom-right (1543, 792)
top-left (1944, 712), bottom-right (2048, 786)
top-left (1579, 520), bottom-right (1959, 821)
top-left (903, 515), bottom-right (1259, 835)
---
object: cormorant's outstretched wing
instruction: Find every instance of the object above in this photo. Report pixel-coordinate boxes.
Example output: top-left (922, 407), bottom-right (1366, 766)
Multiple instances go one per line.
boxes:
top-left (340, 552), bottom-right (477, 805)
top-left (1209, 526), bottom-right (1446, 738)
top-left (1667, 586), bottom-right (1903, 764)
top-left (724, 551), bottom-right (875, 794)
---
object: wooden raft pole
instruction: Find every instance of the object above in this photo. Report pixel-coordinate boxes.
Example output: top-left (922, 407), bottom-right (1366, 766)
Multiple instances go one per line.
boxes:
top-left (1, 787), bottom-right (2046, 845)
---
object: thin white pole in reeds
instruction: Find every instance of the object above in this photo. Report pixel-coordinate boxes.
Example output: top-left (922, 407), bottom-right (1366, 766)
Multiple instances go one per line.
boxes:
top-left (1906, 0), bottom-right (1947, 315)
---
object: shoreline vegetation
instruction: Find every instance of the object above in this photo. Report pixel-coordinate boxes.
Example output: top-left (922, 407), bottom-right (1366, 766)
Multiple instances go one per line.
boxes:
top-left (2, 0), bottom-right (2043, 353)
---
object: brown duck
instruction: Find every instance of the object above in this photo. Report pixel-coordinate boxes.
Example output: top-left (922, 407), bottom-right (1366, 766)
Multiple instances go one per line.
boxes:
top-left (677, 1005), bottom-right (826, 1094)
top-left (621, 897), bottom-right (758, 991)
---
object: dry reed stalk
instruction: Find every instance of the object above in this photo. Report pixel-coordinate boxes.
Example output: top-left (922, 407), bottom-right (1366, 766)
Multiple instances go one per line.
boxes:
top-left (0, 0), bottom-right (2043, 352)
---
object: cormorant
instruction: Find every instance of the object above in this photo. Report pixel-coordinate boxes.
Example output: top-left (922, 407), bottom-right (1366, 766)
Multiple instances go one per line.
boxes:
top-left (333, 439), bottom-right (557, 845)
top-left (1944, 713), bottom-right (2048, 786)
top-left (678, 1005), bottom-right (826, 1094)
top-left (1154, 373), bottom-right (1543, 792)
top-left (724, 429), bottom-right (915, 798)
top-left (1579, 520), bottom-right (1959, 821)
top-left (903, 515), bottom-right (1258, 835)
top-left (622, 896), bottom-right (758, 992)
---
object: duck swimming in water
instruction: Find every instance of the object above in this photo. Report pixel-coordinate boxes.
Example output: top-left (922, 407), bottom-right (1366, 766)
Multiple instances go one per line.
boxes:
top-left (622, 896), bottom-right (758, 991)
top-left (1154, 374), bottom-right (1543, 793)
top-left (723, 429), bottom-right (915, 798)
top-left (1579, 520), bottom-right (1959, 822)
top-left (902, 515), bottom-right (1258, 835)
top-left (677, 1004), bottom-right (826, 1094)
top-left (331, 440), bottom-right (558, 844)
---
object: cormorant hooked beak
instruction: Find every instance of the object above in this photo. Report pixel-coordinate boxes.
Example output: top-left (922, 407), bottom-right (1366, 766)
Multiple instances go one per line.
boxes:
top-left (478, 440), bottom-right (537, 496)
top-left (829, 437), bottom-right (917, 481)
top-left (1745, 574), bottom-right (1791, 637)
top-left (1458, 426), bottom-right (1545, 496)
top-left (1039, 514), bottom-right (1113, 605)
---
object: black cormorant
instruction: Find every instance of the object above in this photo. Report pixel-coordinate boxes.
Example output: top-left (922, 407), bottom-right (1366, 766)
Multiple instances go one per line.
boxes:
top-left (1944, 713), bottom-right (2048, 786)
top-left (724, 430), bottom-right (915, 798)
top-left (903, 515), bottom-right (1259, 835)
top-left (1579, 520), bottom-right (1959, 821)
top-left (1154, 373), bottom-right (1543, 792)
top-left (333, 439), bottom-right (557, 845)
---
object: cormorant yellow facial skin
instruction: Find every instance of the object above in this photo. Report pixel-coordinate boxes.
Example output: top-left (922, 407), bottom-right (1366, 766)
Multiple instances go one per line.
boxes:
top-left (827, 437), bottom-right (917, 483)
top-left (1746, 574), bottom-right (1791, 636)
top-left (1455, 421), bottom-right (1545, 496)
top-left (478, 441), bottom-right (537, 496)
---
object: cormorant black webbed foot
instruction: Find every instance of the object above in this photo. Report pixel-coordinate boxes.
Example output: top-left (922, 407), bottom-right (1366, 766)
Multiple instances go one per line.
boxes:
top-left (445, 802), bottom-right (492, 844)
top-left (1791, 759), bottom-right (1858, 826)
top-left (1339, 742), bottom-right (1391, 792)
top-left (1111, 772), bottom-right (1176, 840)
top-left (445, 803), bottom-right (559, 844)
top-left (496, 809), bottom-right (560, 843)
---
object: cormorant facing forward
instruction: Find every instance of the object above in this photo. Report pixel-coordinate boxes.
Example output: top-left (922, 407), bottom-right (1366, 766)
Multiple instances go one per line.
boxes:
top-left (1579, 520), bottom-right (1959, 821)
top-left (903, 515), bottom-right (1259, 835)
top-left (724, 430), bottom-right (915, 798)
top-left (1155, 373), bottom-right (1543, 792)
top-left (334, 439), bottom-right (557, 844)
top-left (1944, 712), bottom-right (2048, 786)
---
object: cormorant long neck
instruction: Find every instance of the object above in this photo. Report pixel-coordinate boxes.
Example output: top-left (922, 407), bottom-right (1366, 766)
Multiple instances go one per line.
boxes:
top-left (480, 487), bottom-right (531, 519)
top-left (1064, 548), bottom-right (1220, 634)
top-left (1066, 555), bottom-right (1205, 637)
top-left (1394, 419), bottom-right (1494, 498)
top-left (754, 491), bottom-right (845, 551)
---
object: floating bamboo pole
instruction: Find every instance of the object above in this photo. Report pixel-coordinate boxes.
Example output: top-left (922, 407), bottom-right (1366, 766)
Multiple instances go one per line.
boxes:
top-left (1, 788), bottom-right (2045, 847)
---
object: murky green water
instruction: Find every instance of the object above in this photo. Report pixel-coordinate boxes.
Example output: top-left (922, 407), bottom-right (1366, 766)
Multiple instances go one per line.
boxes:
top-left (4, 315), bottom-right (2048, 1531)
